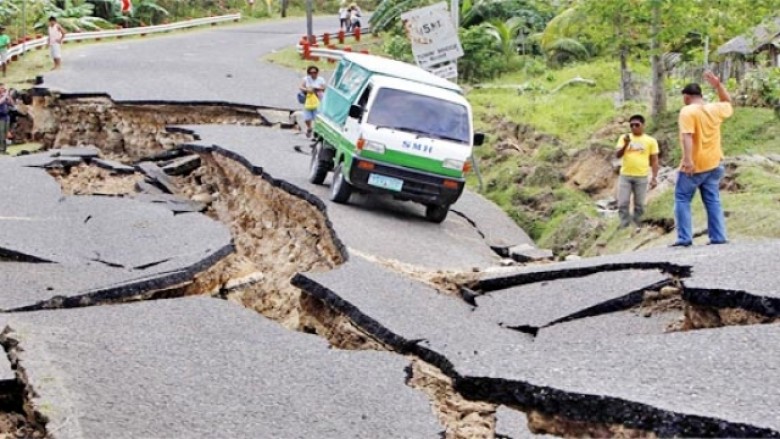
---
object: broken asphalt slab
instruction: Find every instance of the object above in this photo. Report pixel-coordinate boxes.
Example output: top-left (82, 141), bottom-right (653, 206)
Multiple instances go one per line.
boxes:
top-left (0, 158), bottom-right (232, 310)
top-left (476, 241), bottom-right (780, 318)
top-left (92, 158), bottom-right (135, 174)
top-left (293, 255), bottom-right (780, 436)
top-left (0, 193), bottom-right (230, 270)
top-left (179, 124), bottom-right (529, 269)
top-left (459, 324), bottom-right (780, 437)
top-left (5, 297), bottom-right (442, 438)
top-left (472, 270), bottom-right (670, 332)
top-left (534, 308), bottom-right (683, 344)
top-left (135, 161), bottom-right (178, 194)
top-left (292, 256), bottom-right (534, 370)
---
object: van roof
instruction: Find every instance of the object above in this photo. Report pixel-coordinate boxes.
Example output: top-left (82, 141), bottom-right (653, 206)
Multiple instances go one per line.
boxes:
top-left (342, 52), bottom-right (462, 94)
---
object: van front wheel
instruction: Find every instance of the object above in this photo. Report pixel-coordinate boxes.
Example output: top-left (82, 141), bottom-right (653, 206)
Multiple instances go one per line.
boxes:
top-left (330, 164), bottom-right (352, 204)
top-left (308, 141), bottom-right (329, 185)
top-left (425, 204), bottom-right (450, 223)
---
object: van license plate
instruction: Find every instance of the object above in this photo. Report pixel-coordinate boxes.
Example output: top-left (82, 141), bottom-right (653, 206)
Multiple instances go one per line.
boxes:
top-left (368, 174), bottom-right (404, 192)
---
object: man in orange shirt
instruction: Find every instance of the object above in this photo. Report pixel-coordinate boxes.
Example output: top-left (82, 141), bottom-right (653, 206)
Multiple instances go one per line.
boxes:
top-left (672, 72), bottom-right (733, 247)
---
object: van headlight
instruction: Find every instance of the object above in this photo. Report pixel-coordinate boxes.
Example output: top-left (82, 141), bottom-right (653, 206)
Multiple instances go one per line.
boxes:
top-left (363, 141), bottom-right (385, 154)
top-left (443, 159), bottom-right (465, 170)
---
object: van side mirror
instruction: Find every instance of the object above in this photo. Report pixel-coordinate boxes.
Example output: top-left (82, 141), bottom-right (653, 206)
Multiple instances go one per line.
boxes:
top-left (473, 133), bottom-right (485, 146)
top-left (349, 104), bottom-right (363, 119)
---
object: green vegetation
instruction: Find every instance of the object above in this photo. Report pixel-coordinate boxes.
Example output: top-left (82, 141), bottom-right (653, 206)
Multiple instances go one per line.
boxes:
top-left (470, 59), bottom-right (647, 144)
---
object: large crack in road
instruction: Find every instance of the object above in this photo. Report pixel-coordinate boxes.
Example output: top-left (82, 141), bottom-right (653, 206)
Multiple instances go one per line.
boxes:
top-left (4, 91), bottom-right (780, 437)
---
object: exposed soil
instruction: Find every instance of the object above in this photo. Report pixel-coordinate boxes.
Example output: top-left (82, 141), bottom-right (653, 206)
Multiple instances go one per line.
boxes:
top-left (527, 409), bottom-right (657, 438)
top-left (52, 164), bottom-right (144, 196)
top-left (0, 330), bottom-right (48, 439)
top-left (176, 152), bottom-right (345, 329)
top-left (352, 250), bottom-right (480, 298)
top-left (681, 304), bottom-right (780, 331)
top-left (407, 358), bottom-right (497, 439)
top-left (299, 293), bottom-right (388, 351)
top-left (28, 93), bottom-right (269, 162)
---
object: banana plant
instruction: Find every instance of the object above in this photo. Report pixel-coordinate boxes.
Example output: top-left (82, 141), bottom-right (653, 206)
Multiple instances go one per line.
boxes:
top-left (35, 0), bottom-right (113, 31)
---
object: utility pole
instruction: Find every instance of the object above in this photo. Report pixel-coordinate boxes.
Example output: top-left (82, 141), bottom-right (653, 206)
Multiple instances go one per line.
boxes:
top-left (306, 0), bottom-right (314, 44)
top-left (450, 0), bottom-right (458, 83)
top-left (21, 0), bottom-right (27, 53)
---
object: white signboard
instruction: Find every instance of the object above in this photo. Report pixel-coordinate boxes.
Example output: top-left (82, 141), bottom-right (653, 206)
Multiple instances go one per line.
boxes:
top-left (426, 61), bottom-right (458, 80)
top-left (400, 2), bottom-right (464, 69)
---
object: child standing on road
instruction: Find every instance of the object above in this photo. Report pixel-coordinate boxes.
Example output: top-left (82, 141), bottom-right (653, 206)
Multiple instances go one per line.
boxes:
top-left (0, 26), bottom-right (10, 77)
top-left (48, 16), bottom-right (66, 70)
top-left (300, 66), bottom-right (326, 138)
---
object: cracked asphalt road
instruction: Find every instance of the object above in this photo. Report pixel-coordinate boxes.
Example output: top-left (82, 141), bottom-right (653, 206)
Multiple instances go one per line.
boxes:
top-left (1, 14), bottom-right (778, 439)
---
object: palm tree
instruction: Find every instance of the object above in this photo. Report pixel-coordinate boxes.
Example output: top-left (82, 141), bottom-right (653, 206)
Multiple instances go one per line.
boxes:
top-left (483, 16), bottom-right (525, 60)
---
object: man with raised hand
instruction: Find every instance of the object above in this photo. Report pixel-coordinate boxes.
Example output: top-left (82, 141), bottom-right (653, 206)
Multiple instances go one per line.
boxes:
top-left (672, 71), bottom-right (733, 247)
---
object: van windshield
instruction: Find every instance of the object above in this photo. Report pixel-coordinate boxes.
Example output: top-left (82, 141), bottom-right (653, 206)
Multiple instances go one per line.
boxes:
top-left (366, 88), bottom-right (470, 144)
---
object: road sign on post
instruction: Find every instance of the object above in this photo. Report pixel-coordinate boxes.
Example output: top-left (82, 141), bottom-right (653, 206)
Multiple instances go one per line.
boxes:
top-left (400, 2), bottom-right (463, 80)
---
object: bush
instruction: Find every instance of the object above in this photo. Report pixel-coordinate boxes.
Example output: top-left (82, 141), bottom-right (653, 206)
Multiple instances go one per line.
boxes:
top-left (383, 34), bottom-right (414, 63)
top-left (738, 68), bottom-right (780, 109)
top-left (458, 25), bottom-right (509, 82)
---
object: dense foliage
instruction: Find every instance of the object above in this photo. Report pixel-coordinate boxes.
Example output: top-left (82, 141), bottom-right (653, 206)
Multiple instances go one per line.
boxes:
top-left (0, 0), bottom-right (268, 35)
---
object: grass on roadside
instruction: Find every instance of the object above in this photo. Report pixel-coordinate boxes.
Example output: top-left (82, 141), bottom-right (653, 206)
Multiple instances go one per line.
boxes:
top-left (468, 59), bottom-right (650, 146)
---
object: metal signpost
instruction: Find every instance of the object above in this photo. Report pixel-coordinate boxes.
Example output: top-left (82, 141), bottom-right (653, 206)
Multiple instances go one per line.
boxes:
top-left (400, 2), bottom-right (463, 81)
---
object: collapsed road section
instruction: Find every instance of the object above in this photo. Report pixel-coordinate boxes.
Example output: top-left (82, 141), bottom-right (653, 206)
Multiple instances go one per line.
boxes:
top-left (2, 89), bottom-right (780, 438)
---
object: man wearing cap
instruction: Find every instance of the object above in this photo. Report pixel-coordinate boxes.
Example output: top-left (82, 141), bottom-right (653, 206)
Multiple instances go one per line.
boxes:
top-left (0, 26), bottom-right (10, 77)
top-left (672, 72), bottom-right (733, 247)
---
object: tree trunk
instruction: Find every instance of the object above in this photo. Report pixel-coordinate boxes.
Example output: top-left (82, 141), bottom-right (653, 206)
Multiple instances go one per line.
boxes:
top-left (650, 2), bottom-right (666, 121)
top-left (620, 45), bottom-right (630, 102)
top-left (281, 0), bottom-right (289, 17)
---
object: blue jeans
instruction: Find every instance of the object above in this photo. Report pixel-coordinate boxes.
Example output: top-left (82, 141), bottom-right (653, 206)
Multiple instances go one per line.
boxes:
top-left (674, 165), bottom-right (727, 244)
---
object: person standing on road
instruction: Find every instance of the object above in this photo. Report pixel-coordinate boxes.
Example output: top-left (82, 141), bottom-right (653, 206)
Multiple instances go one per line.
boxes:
top-left (615, 114), bottom-right (659, 229)
top-left (672, 71), bottom-right (733, 247)
top-left (0, 84), bottom-right (16, 155)
top-left (48, 16), bottom-right (66, 70)
top-left (0, 26), bottom-right (10, 77)
top-left (349, 4), bottom-right (362, 30)
top-left (300, 66), bottom-right (326, 138)
top-left (339, 2), bottom-right (350, 31)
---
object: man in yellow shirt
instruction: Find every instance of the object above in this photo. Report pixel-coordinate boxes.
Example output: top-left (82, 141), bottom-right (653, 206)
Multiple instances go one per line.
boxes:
top-left (672, 72), bottom-right (733, 247)
top-left (615, 114), bottom-right (659, 228)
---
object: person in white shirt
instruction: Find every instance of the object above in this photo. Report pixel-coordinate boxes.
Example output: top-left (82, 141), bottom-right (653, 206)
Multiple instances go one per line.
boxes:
top-left (349, 4), bottom-right (362, 30)
top-left (338, 2), bottom-right (349, 31)
top-left (299, 66), bottom-right (326, 138)
top-left (47, 16), bottom-right (66, 70)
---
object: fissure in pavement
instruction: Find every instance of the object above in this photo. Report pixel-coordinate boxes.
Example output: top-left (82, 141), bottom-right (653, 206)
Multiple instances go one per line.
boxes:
top-left (21, 93), bottom-right (780, 438)
top-left (24, 94), bottom-right (504, 438)
top-left (0, 329), bottom-right (48, 438)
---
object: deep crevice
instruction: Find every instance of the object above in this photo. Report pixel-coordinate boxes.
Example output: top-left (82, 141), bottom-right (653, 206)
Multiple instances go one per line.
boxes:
top-left (683, 286), bottom-right (780, 319)
top-left (475, 262), bottom-right (691, 293)
top-left (0, 328), bottom-right (49, 438)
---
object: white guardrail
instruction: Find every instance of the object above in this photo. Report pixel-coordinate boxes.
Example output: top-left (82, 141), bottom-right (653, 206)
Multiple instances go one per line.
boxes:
top-left (306, 47), bottom-right (349, 60)
top-left (6, 13), bottom-right (241, 61)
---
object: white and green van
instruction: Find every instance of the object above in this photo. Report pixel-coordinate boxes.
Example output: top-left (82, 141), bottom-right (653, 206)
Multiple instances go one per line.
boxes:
top-left (309, 52), bottom-right (484, 223)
